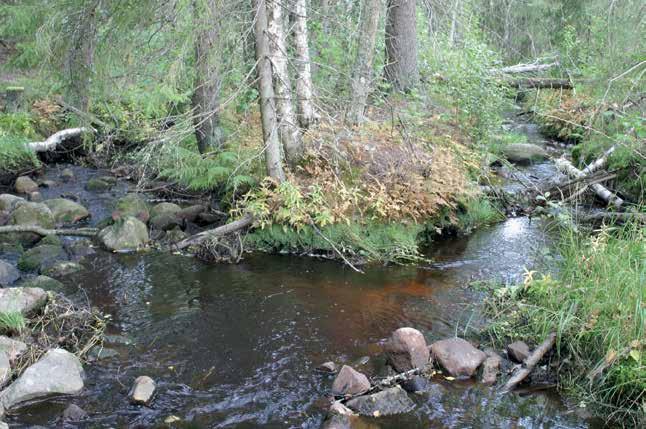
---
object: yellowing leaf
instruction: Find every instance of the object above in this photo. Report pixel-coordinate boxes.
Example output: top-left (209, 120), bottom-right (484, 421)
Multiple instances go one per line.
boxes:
top-left (629, 349), bottom-right (641, 362)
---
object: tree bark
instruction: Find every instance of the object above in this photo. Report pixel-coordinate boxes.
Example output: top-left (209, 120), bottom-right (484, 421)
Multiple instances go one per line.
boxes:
top-left (192, 0), bottom-right (225, 154)
top-left (497, 62), bottom-right (559, 74)
top-left (176, 213), bottom-right (254, 249)
top-left (384, 0), bottom-right (419, 91)
top-left (555, 157), bottom-right (624, 208)
top-left (346, 0), bottom-right (382, 125)
top-left (65, 0), bottom-right (100, 112)
top-left (267, 0), bottom-right (302, 164)
top-left (252, 0), bottom-right (286, 182)
top-left (291, 0), bottom-right (317, 129)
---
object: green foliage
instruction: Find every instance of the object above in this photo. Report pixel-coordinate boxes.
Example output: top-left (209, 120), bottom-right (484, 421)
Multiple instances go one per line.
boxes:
top-left (0, 311), bottom-right (27, 334)
top-left (0, 113), bottom-right (41, 173)
top-left (457, 197), bottom-right (505, 230)
top-left (484, 224), bottom-right (646, 423)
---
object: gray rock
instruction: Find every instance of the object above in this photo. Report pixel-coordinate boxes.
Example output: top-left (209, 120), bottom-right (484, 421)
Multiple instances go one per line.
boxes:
top-left (317, 361), bottom-right (338, 373)
top-left (481, 353), bottom-right (502, 385)
top-left (98, 217), bottom-right (149, 252)
top-left (84, 177), bottom-right (113, 192)
top-left (7, 202), bottom-right (56, 246)
top-left (66, 239), bottom-right (95, 261)
top-left (112, 194), bottom-right (149, 223)
top-left (129, 375), bottom-right (155, 405)
top-left (0, 349), bottom-right (84, 411)
top-left (87, 346), bottom-right (119, 361)
top-left (321, 403), bottom-right (357, 429)
top-left (385, 327), bottom-right (429, 372)
top-left (62, 403), bottom-right (88, 421)
top-left (61, 168), bottom-right (75, 182)
top-left (0, 260), bottom-right (20, 286)
top-left (0, 352), bottom-right (10, 388)
top-left (331, 365), bottom-right (370, 396)
top-left (507, 341), bottom-right (530, 363)
top-left (28, 191), bottom-right (43, 203)
top-left (0, 336), bottom-right (27, 362)
top-left (346, 386), bottom-right (414, 416)
top-left (14, 176), bottom-right (38, 195)
top-left (44, 199), bottom-right (90, 224)
top-left (43, 261), bottom-right (83, 278)
top-left (400, 375), bottom-right (430, 393)
top-left (430, 338), bottom-right (487, 378)
top-left (502, 143), bottom-right (548, 164)
top-left (17, 244), bottom-right (67, 273)
top-left (150, 202), bottom-right (181, 219)
top-left (19, 275), bottom-right (65, 293)
top-left (0, 287), bottom-right (47, 315)
top-left (177, 205), bottom-right (205, 223)
top-left (150, 213), bottom-right (181, 231)
top-left (0, 194), bottom-right (24, 211)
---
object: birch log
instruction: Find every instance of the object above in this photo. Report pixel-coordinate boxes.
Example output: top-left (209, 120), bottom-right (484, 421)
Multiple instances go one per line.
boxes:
top-left (555, 157), bottom-right (624, 208)
top-left (498, 62), bottom-right (559, 74)
top-left (27, 127), bottom-right (92, 152)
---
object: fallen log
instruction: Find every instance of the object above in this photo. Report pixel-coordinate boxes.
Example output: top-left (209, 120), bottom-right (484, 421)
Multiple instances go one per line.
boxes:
top-left (175, 212), bottom-right (254, 250)
top-left (27, 127), bottom-right (93, 152)
top-left (555, 157), bottom-right (624, 208)
top-left (0, 225), bottom-right (98, 237)
top-left (497, 61), bottom-right (558, 74)
top-left (510, 78), bottom-right (572, 90)
top-left (502, 332), bottom-right (557, 393)
top-left (576, 211), bottom-right (646, 224)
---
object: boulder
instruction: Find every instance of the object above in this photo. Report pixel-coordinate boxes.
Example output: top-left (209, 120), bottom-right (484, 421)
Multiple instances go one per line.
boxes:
top-left (0, 349), bottom-right (84, 411)
top-left (66, 239), bottom-right (95, 261)
top-left (502, 143), bottom-right (548, 164)
top-left (385, 327), bottom-right (430, 372)
top-left (196, 212), bottom-right (219, 226)
top-left (60, 168), bottom-right (75, 182)
top-left (84, 177), bottom-right (113, 192)
top-left (19, 275), bottom-right (65, 294)
top-left (150, 213), bottom-right (181, 231)
top-left (0, 194), bottom-right (23, 211)
top-left (481, 352), bottom-right (502, 385)
top-left (331, 365), bottom-right (370, 396)
top-left (44, 198), bottom-right (90, 224)
top-left (321, 402), bottom-right (357, 429)
top-left (112, 194), bottom-right (149, 223)
top-left (507, 341), bottom-right (530, 363)
top-left (0, 260), bottom-right (20, 286)
top-left (129, 376), bottom-right (155, 405)
top-left (17, 244), bottom-right (67, 273)
top-left (14, 176), bottom-right (38, 194)
top-left (150, 202), bottom-right (181, 219)
top-left (177, 205), bottom-right (205, 223)
top-left (0, 336), bottom-right (27, 362)
top-left (345, 386), bottom-right (414, 416)
top-left (10, 202), bottom-right (55, 229)
top-left (317, 361), bottom-right (338, 373)
top-left (0, 287), bottom-right (47, 315)
top-left (162, 227), bottom-right (188, 244)
top-left (0, 352), bottom-right (10, 388)
top-left (62, 404), bottom-right (88, 421)
top-left (43, 261), bottom-right (83, 278)
top-left (430, 338), bottom-right (487, 378)
top-left (98, 217), bottom-right (149, 252)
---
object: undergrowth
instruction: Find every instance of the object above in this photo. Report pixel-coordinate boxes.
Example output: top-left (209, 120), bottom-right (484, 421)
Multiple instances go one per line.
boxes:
top-left (484, 223), bottom-right (645, 426)
top-left (0, 311), bottom-right (27, 334)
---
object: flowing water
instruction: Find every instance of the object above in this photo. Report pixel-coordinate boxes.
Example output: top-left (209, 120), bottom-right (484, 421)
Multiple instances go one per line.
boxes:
top-left (3, 118), bottom-right (601, 428)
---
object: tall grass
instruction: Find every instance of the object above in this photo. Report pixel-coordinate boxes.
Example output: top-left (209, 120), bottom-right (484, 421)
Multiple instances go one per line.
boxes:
top-left (485, 223), bottom-right (645, 425)
top-left (0, 311), bottom-right (27, 334)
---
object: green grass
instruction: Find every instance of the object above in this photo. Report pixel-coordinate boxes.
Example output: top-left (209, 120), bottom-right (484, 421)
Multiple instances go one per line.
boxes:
top-left (0, 311), bottom-right (27, 334)
top-left (484, 223), bottom-right (645, 425)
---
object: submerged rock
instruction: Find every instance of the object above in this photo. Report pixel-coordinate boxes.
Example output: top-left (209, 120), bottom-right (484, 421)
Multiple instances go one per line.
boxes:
top-left (43, 261), bottom-right (83, 278)
top-left (85, 177), bottom-right (113, 192)
top-left (62, 403), bottom-right (88, 421)
top-left (0, 194), bottom-right (24, 211)
top-left (331, 365), bottom-right (370, 396)
top-left (99, 217), bottom-right (149, 252)
top-left (385, 327), bottom-right (429, 372)
top-left (15, 176), bottom-right (38, 195)
top-left (66, 238), bottom-right (96, 261)
top-left (430, 338), bottom-right (487, 378)
top-left (87, 346), bottom-right (119, 361)
top-left (0, 336), bottom-right (27, 362)
top-left (44, 198), bottom-right (90, 224)
top-left (20, 275), bottom-right (65, 293)
top-left (321, 402), bottom-right (358, 429)
top-left (0, 287), bottom-right (47, 315)
top-left (17, 244), bottom-right (67, 273)
top-left (112, 194), bottom-right (149, 223)
top-left (0, 260), bottom-right (20, 286)
top-left (502, 143), bottom-right (548, 164)
top-left (0, 349), bottom-right (84, 411)
top-left (129, 376), bottom-right (156, 405)
top-left (60, 168), bottom-right (75, 182)
top-left (346, 386), bottom-right (414, 416)
top-left (0, 352), bottom-right (10, 388)
top-left (400, 375), bottom-right (430, 393)
top-left (507, 341), bottom-right (530, 363)
top-left (481, 352), bottom-right (502, 385)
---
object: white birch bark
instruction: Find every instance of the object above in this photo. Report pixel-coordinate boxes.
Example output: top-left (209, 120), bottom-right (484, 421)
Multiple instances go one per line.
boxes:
top-left (292, 0), bottom-right (317, 128)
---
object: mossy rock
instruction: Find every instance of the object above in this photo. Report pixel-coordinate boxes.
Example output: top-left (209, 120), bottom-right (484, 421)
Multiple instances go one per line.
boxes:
top-left (0, 194), bottom-right (24, 211)
top-left (112, 194), bottom-right (149, 223)
top-left (3, 202), bottom-right (55, 246)
top-left (38, 234), bottom-right (62, 246)
top-left (85, 177), bottom-right (114, 192)
top-left (501, 143), bottom-right (548, 164)
top-left (98, 216), bottom-right (149, 251)
top-left (43, 261), bottom-right (83, 278)
top-left (44, 198), bottom-right (90, 224)
top-left (20, 275), bottom-right (65, 293)
top-left (17, 244), bottom-right (67, 273)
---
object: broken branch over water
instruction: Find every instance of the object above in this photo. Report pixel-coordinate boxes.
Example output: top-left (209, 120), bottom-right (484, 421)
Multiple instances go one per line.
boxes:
top-left (502, 332), bottom-right (557, 393)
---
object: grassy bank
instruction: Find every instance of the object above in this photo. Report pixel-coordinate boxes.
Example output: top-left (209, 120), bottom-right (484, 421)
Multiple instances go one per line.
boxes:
top-left (484, 223), bottom-right (645, 425)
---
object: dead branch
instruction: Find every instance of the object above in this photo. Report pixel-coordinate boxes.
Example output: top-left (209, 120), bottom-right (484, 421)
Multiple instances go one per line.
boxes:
top-left (27, 128), bottom-right (93, 152)
top-left (0, 225), bottom-right (98, 237)
top-left (502, 332), bottom-right (557, 393)
top-left (555, 157), bottom-right (624, 208)
top-left (497, 61), bottom-right (559, 74)
top-left (175, 213), bottom-right (254, 250)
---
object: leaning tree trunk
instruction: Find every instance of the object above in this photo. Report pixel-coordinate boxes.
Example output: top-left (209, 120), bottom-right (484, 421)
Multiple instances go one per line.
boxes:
top-left (346, 0), bottom-right (382, 125)
top-left (192, 0), bottom-right (225, 154)
top-left (65, 0), bottom-right (100, 112)
top-left (252, 0), bottom-right (286, 182)
top-left (267, 0), bottom-right (302, 165)
top-left (385, 0), bottom-right (419, 91)
top-left (291, 0), bottom-right (317, 129)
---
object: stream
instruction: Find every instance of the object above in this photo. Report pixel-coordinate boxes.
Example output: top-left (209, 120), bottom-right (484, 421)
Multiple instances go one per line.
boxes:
top-left (2, 116), bottom-right (601, 428)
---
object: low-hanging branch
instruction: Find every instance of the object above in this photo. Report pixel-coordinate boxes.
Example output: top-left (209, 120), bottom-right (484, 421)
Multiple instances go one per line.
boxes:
top-left (0, 225), bottom-right (99, 237)
top-left (27, 127), bottom-right (93, 152)
top-left (502, 332), bottom-right (557, 393)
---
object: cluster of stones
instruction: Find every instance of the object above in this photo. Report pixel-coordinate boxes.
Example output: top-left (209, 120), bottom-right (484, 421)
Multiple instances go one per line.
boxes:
top-left (319, 327), bottom-right (533, 428)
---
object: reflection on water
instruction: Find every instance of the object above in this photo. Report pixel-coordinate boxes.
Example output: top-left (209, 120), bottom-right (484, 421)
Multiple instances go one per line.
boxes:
top-left (7, 217), bottom-right (590, 428)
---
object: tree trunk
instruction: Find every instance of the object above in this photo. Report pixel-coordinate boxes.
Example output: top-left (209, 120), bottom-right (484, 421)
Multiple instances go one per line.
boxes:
top-left (346, 0), bottom-right (382, 125)
top-left (384, 0), bottom-right (419, 91)
top-left (252, 0), bottom-right (286, 182)
top-left (192, 0), bottom-right (225, 154)
top-left (65, 0), bottom-right (100, 112)
top-left (266, 0), bottom-right (302, 164)
top-left (291, 0), bottom-right (317, 129)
